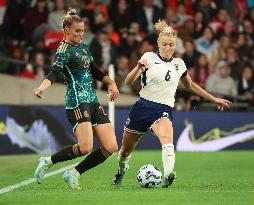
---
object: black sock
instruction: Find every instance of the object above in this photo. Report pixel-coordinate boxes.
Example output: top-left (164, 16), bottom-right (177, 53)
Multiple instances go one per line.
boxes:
top-left (51, 144), bottom-right (82, 164)
top-left (75, 147), bottom-right (111, 174)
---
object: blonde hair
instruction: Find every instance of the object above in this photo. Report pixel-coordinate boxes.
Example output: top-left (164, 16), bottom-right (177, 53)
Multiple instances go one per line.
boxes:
top-left (155, 20), bottom-right (177, 39)
top-left (62, 8), bottom-right (83, 29)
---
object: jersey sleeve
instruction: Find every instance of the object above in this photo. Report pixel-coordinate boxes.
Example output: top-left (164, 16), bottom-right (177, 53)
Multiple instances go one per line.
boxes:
top-left (90, 61), bottom-right (106, 82)
top-left (139, 52), bottom-right (153, 71)
top-left (179, 59), bottom-right (188, 78)
top-left (46, 52), bottom-right (70, 84)
top-left (52, 52), bottom-right (70, 69)
top-left (140, 52), bottom-right (150, 60)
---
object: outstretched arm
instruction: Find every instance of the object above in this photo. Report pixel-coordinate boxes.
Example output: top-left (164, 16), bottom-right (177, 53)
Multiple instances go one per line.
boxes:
top-left (180, 74), bottom-right (232, 111)
top-left (90, 61), bottom-right (119, 101)
top-left (33, 69), bottom-right (58, 98)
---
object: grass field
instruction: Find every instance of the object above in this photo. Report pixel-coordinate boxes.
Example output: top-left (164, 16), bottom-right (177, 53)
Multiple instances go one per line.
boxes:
top-left (0, 151), bottom-right (253, 205)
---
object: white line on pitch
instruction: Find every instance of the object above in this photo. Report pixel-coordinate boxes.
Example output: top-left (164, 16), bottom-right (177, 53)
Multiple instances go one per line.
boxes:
top-left (0, 163), bottom-right (77, 195)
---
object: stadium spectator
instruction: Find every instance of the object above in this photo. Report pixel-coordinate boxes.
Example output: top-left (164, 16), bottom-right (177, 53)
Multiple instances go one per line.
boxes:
top-left (225, 46), bottom-right (242, 81)
top-left (3, 0), bottom-right (27, 42)
top-left (193, 10), bottom-right (206, 39)
top-left (48, 0), bottom-right (66, 31)
top-left (115, 55), bottom-right (132, 94)
top-left (129, 21), bottom-right (146, 43)
top-left (209, 35), bottom-right (231, 68)
top-left (237, 65), bottom-right (254, 103)
top-left (182, 40), bottom-right (201, 70)
top-left (189, 54), bottom-right (213, 88)
top-left (118, 28), bottom-right (139, 58)
top-left (206, 61), bottom-right (237, 98)
top-left (22, 0), bottom-right (48, 44)
top-left (137, 0), bottom-right (163, 35)
top-left (104, 21), bottom-right (120, 46)
top-left (247, 45), bottom-right (254, 68)
top-left (194, 27), bottom-right (218, 62)
top-left (193, 0), bottom-right (216, 25)
top-left (82, 17), bottom-right (95, 46)
top-left (242, 18), bottom-right (254, 46)
top-left (110, 0), bottom-right (134, 33)
top-left (234, 33), bottom-right (250, 63)
top-left (178, 18), bottom-right (196, 42)
top-left (89, 27), bottom-right (117, 73)
top-left (6, 45), bottom-right (25, 75)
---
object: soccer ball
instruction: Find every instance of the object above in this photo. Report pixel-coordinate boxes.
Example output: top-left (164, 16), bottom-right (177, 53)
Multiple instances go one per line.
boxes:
top-left (136, 164), bottom-right (162, 188)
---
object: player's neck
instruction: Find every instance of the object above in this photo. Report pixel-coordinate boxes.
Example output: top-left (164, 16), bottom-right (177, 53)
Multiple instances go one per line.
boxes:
top-left (156, 51), bottom-right (173, 62)
top-left (63, 39), bottom-right (80, 46)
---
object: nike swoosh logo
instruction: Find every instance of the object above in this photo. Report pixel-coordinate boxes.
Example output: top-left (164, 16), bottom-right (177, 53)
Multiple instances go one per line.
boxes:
top-left (176, 124), bottom-right (254, 151)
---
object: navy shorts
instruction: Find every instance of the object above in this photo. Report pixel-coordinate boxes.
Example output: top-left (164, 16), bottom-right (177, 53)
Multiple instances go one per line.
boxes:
top-left (124, 98), bottom-right (173, 135)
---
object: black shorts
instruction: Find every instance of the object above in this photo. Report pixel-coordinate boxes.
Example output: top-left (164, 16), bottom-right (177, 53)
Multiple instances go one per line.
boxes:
top-left (66, 103), bottom-right (110, 132)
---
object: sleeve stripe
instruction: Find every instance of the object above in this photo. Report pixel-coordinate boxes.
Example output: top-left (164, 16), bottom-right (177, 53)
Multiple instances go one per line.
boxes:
top-left (58, 43), bottom-right (68, 53)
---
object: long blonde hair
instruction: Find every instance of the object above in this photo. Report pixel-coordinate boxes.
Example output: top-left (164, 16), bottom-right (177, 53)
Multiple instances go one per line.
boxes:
top-left (155, 20), bottom-right (177, 39)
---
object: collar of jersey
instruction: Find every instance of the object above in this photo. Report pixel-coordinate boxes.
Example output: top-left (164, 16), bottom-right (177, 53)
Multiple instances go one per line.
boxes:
top-left (62, 40), bottom-right (80, 47)
top-left (156, 51), bottom-right (173, 63)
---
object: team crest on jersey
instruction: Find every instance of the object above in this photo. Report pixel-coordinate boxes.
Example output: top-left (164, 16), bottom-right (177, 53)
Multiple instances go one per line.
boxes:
top-left (83, 111), bottom-right (89, 118)
top-left (174, 64), bottom-right (179, 72)
top-left (162, 112), bottom-right (169, 117)
top-left (126, 118), bottom-right (130, 125)
top-left (99, 106), bottom-right (107, 115)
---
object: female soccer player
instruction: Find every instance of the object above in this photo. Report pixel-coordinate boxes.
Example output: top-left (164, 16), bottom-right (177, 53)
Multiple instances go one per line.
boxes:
top-left (112, 20), bottom-right (232, 188)
top-left (34, 9), bottom-right (119, 189)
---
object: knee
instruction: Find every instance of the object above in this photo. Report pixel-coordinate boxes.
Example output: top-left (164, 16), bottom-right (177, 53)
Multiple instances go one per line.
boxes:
top-left (78, 143), bottom-right (93, 154)
top-left (104, 143), bottom-right (118, 154)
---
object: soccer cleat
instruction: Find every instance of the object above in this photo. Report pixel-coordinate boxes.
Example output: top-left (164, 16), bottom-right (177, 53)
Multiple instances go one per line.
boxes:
top-left (63, 168), bottom-right (81, 190)
top-left (112, 165), bottom-right (129, 186)
top-left (162, 171), bottom-right (176, 188)
top-left (34, 157), bottom-right (53, 184)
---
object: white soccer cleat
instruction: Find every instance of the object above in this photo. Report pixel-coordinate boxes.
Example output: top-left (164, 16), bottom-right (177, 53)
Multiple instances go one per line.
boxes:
top-left (63, 168), bottom-right (81, 190)
top-left (34, 157), bottom-right (53, 184)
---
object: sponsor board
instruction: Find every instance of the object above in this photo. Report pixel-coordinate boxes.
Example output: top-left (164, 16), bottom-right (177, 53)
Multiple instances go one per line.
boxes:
top-left (0, 106), bottom-right (253, 154)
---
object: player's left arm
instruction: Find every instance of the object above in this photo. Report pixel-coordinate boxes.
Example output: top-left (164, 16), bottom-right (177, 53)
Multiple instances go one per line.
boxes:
top-left (90, 61), bottom-right (119, 101)
top-left (180, 73), bottom-right (232, 111)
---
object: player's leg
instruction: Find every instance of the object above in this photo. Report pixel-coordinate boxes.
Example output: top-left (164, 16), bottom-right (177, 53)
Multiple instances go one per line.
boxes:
top-left (64, 104), bottom-right (116, 189)
top-left (151, 118), bottom-right (176, 188)
top-left (63, 122), bottom-right (94, 189)
top-left (34, 105), bottom-right (93, 184)
top-left (72, 123), bottom-right (118, 176)
top-left (112, 131), bottom-right (142, 186)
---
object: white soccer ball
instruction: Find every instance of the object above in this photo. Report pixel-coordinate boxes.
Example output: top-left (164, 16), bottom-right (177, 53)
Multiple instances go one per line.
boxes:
top-left (136, 164), bottom-right (162, 188)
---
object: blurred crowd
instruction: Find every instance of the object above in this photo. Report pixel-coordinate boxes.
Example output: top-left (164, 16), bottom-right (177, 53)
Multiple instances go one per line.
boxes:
top-left (0, 0), bottom-right (254, 111)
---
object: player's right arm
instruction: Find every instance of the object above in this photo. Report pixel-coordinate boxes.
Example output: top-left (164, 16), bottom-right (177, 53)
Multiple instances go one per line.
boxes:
top-left (34, 48), bottom-right (69, 98)
top-left (125, 58), bottom-right (148, 85)
top-left (33, 66), bottom-right (60, 98)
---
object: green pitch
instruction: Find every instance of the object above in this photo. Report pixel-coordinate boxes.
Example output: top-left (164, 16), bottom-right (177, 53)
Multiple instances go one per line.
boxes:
top-left (0, 151), bottom-right (253, 205)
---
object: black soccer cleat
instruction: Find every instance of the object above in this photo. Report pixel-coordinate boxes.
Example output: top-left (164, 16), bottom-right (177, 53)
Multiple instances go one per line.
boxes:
top-left (112, 169), bottom-right (125, 186)
top-left (112, 165), bottom-right (130, 186)
top-left (162, 171), bottom-right (176, 188)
